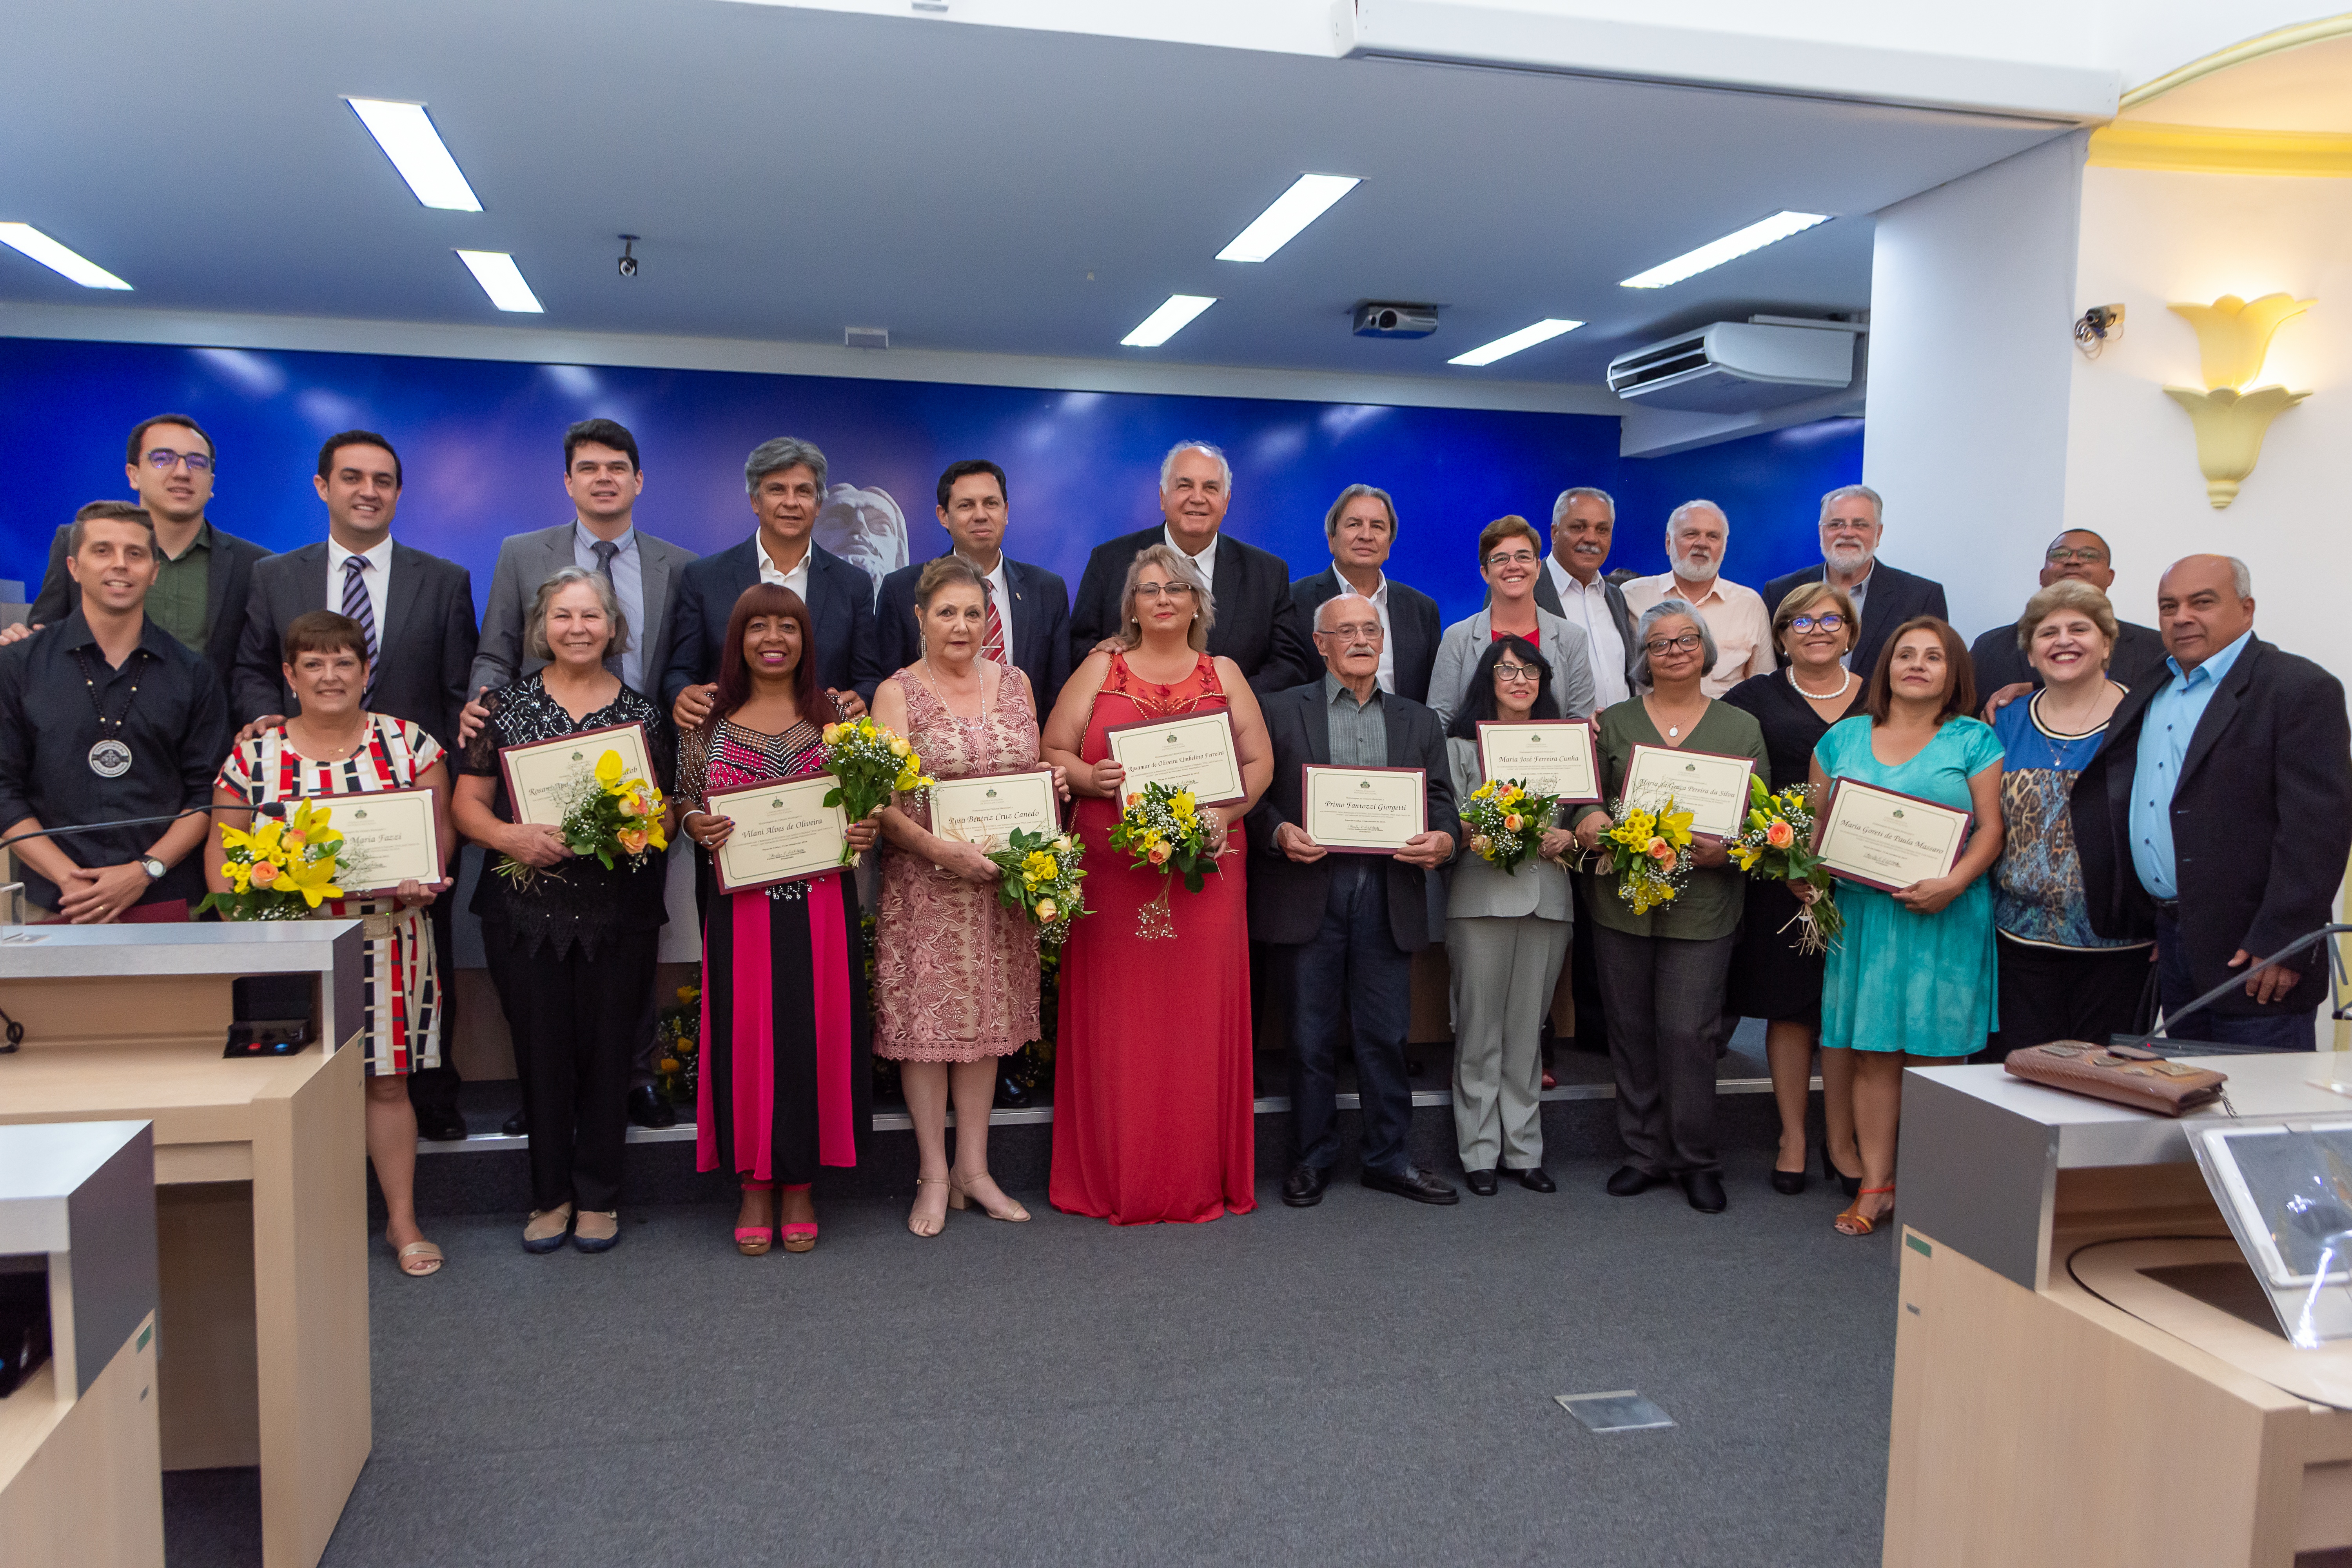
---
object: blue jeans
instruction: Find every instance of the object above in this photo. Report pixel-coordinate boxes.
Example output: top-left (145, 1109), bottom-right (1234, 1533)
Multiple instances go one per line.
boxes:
top-left (2155, 910), bottom-right (2318, 1051)
top-left (1289, 858), bottom-right (1416, 1177)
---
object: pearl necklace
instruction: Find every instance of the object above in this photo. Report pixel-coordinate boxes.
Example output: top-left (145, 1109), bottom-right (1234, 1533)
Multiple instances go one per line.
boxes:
top-left (1789, 666), bottom-right (1853, 701)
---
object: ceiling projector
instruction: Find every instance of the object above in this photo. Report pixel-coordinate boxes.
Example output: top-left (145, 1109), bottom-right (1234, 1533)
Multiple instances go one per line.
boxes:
top-left (1353, 303), bottom-right (1439, 339)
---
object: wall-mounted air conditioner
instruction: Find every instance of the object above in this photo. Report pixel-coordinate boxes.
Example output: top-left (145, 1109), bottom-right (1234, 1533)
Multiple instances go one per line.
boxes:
top-left (1606, 316), bottom-right (1862, 413)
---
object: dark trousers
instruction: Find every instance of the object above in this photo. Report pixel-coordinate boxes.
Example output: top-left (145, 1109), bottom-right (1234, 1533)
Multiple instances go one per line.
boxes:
top-left (484, 924), bottom-right (659, 1212)
top-left (405, 889), bottom-right (463, 1114)
top-left (1985, 935), bottom-right (2154, 1061)
top-left (2155, 909), bottom-right (2318, 1051)
top-left (1567, 873), bottom-right (1610, 1053)
top-left (1592, 924), bottom-right (1735, 1176)
top-left (1289, 858), bottom-right (1416, 1178)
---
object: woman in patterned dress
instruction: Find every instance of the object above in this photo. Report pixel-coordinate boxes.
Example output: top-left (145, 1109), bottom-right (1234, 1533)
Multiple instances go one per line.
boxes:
top-left (871, 557), bottom-right (1067, 1237)
top-left (206, 611), bottom-right (455, 1278)
top-left (677, 583), bottom-right (881, 1256)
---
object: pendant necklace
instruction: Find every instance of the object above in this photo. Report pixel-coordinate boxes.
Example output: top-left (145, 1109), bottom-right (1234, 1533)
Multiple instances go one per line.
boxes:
top-left (73, 647), bottom-right (141, 778)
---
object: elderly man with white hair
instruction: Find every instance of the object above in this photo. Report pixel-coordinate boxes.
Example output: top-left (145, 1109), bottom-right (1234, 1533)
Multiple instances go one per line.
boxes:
top-left (1619, 499), bottom-right (1774, 699)
top-left (1762, 484), bottom-right (1948, 681)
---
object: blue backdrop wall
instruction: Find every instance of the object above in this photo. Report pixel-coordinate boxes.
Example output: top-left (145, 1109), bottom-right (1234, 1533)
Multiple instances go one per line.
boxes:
top-left (0, 337), bottom-right (1861, 626)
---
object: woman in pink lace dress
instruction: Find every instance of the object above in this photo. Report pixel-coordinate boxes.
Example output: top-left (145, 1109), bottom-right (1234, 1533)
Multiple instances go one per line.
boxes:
top-left (871, 557), bottom-right (1062, 1238)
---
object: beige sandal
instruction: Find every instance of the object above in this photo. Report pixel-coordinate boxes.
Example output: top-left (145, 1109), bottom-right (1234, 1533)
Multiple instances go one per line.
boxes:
top-left (949, 1173), bottom-right (1031, 1223)
top-left (396, 1240), bottom-right (443, 1277)
top-left (909, 1175), bottom-right (952, 1238)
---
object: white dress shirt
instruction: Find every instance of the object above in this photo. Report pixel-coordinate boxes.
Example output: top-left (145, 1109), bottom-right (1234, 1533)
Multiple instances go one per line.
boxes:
top-left (1620, 572), bottom-right (1775, 699)
top-left (1329, 563), bottom-right (1396, 694)
top-left (1163, 525), bottom-right (1219, 594)
top-left (1547, 557), bottom-right (1630, 708)
top-left (756, 532), bottom-right (812, 605)
top-left (326, 534), bottom-right (394, 643)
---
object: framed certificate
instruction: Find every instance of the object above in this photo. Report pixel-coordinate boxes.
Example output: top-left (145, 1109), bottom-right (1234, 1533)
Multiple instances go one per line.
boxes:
top-left (1476, 720), bottom-right (1600, 804)
top-left (1301, 765), bottom-right (1426, 854)
top-left (927, 767), bottom-right (1060, 848)
top-left (320, 786), bottom-right (442, 894)
top-left (1104, 711), bottom-right (1245, 807)
top-left (1621, 743), bottom-right (1756, 839)
top-left (1815, 778), bottom-right (1972, 892)
top-left (704, 772), bottom-right (848, 893)
top-left (499, 722), bottom-right (653, 827)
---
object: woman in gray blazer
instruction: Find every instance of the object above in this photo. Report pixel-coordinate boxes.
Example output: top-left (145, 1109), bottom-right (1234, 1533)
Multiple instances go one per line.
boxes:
top-left (1443, 634), bottom-right (1577, 1195)
top-left (1427, 515), bottom-right (1600, 725)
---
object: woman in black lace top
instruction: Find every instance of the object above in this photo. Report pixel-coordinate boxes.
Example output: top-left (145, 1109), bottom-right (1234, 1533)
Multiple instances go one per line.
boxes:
top-left (453, 569), bottom-right (673, 1255)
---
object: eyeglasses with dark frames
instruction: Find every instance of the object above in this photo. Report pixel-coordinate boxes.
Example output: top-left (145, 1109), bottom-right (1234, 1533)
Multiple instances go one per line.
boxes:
top-left (2045, 547), bottom-right (2108, 565)
top-left (143, 448), bottom-right (212, 473)
top-left (1788, 613), bottom-right (1846, 633)
top-left (1643, 632), bottom-right (1704, 655)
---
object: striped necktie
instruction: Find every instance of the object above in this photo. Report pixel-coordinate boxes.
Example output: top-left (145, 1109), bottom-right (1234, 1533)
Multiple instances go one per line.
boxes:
top-left (982, 585), bottom-right (1009, 668)
top-left (340, 555), bottom-right (377, 695)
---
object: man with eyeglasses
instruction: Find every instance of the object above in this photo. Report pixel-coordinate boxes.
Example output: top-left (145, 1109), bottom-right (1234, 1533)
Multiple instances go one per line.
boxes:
top-left (1969, 528), bottom-right (2169, 702)
top-left (1619, 500), bottom-right (1773, 699)
top-left (1762, 484), bottom-right (1947, 680)
top-left (7, 414), bottom-right (270, 695)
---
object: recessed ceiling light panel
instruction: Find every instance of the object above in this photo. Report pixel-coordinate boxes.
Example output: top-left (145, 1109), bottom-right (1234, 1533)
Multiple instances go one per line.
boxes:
top-left (347, 98), bottom-right (484, 212)
top-left (1216, 174), bottom-right (1361, 263)
top-left (1122, 294), bottom-right (1217, 348)
top-left (1619, 211), bottom-right (1830, 290)
top-left (1448, 318), bottom-right (1583, 367)
top-left (0, 223), bottom-right (131, 289)
top-left (455, 250), bottom-right (543, 313)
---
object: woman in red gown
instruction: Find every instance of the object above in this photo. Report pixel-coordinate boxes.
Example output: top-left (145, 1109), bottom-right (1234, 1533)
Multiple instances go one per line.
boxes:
top-left (1041, 542), bottom-right (1274, 1223)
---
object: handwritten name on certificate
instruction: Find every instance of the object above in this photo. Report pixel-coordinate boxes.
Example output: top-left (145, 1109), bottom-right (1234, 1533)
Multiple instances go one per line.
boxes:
top-left (323, 787), bottom-right (442, 892)
top-left (499, 722), bottom-right (654, 828)
top-left (1105, 712), bottom-right (1244, 806)
top-left (1815, 779), bottom-right (1969, 891)
top-left (928, 768), bottom-right (1059, 849)
top-left (1301, 765), bottom-right (1426, 853)
top-left (1621, 744), bottom-right (1756, 839)
top-left (706, 773), bottom-right (848, 893)
top-left (1476, 720), bottom-right (1600, 803)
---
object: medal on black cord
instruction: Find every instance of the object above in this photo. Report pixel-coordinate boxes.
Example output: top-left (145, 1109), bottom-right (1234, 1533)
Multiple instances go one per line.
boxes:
top-left (73, 648), bottom-right (141, 777)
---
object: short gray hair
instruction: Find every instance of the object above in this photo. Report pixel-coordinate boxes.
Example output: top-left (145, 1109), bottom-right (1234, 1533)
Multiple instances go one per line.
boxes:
top-left (1631, 598), bottom-right (1718, 691)
top-left (1323, 483), bottom-right (1397, 539)
top-left (1819, 483), bottom-right (1884, 526)
top-left (1116, 542), bottom-right (1214, 652)
top-left (2226, 555), bottom-right (2253, 597)
top-left (1158, 440), bottom-right (1232, 494)
top-left (744, 436), bottom-right (828, 496)
top-left (1551, 486), bottom-right (1615, 527)
top-left (2015, 579), bottom-right (2119, 654)
top-left (525, 565), bottom-right (628, 662)
top-left (1666, 498), bottom-right (1727, 536)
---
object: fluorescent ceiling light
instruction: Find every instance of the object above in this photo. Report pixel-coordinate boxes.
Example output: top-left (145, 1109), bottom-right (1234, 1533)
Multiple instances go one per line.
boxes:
top-left (1619, 211), bottom-right (1830, 289)
top-left (1448, 318), bottom-right (1583, 367)
top-left (0, 224), bottom-right (131, 289)
top-left (1216, 174), bottom-right (1361, 263)
top-left (346, 98), bottom-right (483, 211)
top-left (455, 250), bottom-right (544, 313)
top-left (1122, 294), bottom-right (1216, 348)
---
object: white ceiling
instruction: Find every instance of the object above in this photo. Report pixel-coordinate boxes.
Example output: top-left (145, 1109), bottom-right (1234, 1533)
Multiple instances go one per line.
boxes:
top-left (2, 1), bottom-right (2069, 387)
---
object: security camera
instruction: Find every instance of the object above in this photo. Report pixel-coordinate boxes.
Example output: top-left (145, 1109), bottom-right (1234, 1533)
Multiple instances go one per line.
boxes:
top-left (617, 236), bottom-right (639, 279)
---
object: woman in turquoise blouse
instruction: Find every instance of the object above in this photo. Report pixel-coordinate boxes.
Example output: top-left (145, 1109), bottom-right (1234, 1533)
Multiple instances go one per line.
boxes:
top-left (1804, 617), bottom-right (2004, 1238)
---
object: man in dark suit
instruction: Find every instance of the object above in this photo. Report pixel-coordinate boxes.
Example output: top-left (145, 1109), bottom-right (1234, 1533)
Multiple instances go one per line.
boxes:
top-left (1761, 484), bottom-right (1948, 679)
top-left (875, 459), bottom-right (1071, 713)
top-left (1067, 441), bottom-right (1312, 693)
top-left (661, 435), bottom-right (883, 730)
top-left (7, 414), bottom-right (269, 694)
top-left (1248, 593), bottom-right (1460, 1209)
top-left (233, 430), bottom-right (480, 1138)
top-left (1284, 484), bottom-right (1441, 704)
top-left (1968, 528), bottom-right (2169, 699)
top-left (2073, 555), bottom-right (2352, 1050)
top-left (1533, 485), bottom-right (1638, 706)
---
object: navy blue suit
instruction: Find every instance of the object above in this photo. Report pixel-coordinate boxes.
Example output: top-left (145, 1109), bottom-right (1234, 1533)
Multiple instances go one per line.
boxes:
top-left (874, 553), bottom-right (1073, 715)
top-left (656, 539), bottom-right (883, 707)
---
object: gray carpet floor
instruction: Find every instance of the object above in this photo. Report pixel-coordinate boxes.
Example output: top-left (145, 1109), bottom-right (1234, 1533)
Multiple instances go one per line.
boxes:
top-left (169, 1129), bottom-right (1898, 1568)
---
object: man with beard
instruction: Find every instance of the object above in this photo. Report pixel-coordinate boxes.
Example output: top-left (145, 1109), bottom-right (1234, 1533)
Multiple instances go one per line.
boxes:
top-left (1762, 485), bottom-right (1947, 679)
top-left (1618, 500), bottom-right (1773, 700)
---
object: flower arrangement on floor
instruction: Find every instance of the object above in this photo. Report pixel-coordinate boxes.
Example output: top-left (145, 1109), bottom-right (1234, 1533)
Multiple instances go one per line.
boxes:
top-left (1594, 793), bottom-right (1695, 915)
top-left (1109, 782), bottom-right (1219, 939)
top-left (820, 716), bottom-right (934, 864)
top-left (1461, 778), bottom-right (1561, 875)
top-left (496, 748), bottom-right (668, 889)
top-left (1728, 775), bottom-right (1842, 954)
top-left (986, 828), bottom-right (1088, 947)
top-left (196, 800), bottom-right (358, 919)
top-left (653, 982), bottom-right (701, 1109)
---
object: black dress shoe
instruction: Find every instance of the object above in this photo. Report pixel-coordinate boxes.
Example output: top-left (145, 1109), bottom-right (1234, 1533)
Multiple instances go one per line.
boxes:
top-left (1281, 1163), bottom-right (1329, 1208)
top-left (415, 1104), bottom-right (468, 1142)
top-left (1606, 1164), bottom-right (1665, 1197)
top-left (1680, 1170), bottom-right (1728, 1213)
top-left (1516, 1166), bottom-right (1556, 1194)
top-left (1465, 1169), bottom-right (1499, 1197)
top-left (501, 1108), bottom-right (529, 1138)
top-left (627, 1085), bottom-right (677, 1130)
top-left (994, 1065), bottom-right (1032, 1109)
top-left (1770, 1165), bottom-right (1809, 1196)
top-left (1362, 1166), bottom-right (1459, 1205)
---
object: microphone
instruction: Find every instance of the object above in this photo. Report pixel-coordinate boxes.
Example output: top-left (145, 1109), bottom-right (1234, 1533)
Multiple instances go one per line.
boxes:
top-left (0, 801), bottom-right (287, 855)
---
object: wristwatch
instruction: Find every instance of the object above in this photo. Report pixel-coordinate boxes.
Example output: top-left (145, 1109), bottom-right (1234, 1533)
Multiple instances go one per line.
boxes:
top-left (138, 856), bottom-right (166, 881)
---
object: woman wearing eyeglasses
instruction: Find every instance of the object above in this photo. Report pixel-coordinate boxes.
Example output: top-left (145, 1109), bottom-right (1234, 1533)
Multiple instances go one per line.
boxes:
top-left (1568, 602), bottom-right (1769, 1214)
top-left (1722, 583), bottom-right (1868, 1198)
top-left (1426, 516), bottom-right (1601, 726)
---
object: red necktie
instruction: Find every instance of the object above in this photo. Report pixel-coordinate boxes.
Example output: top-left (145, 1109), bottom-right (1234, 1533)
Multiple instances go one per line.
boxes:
top-left (982, 590), bottom-right (1009, 667)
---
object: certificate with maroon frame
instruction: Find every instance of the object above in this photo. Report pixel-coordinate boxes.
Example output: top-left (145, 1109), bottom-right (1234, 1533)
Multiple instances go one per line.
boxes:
top-left (705, 771), bottom-right (849, 893)
top-left (1301, 764), bottom-right (1426, 854)
top-left (1814, 777), bottom-right (1972, 892)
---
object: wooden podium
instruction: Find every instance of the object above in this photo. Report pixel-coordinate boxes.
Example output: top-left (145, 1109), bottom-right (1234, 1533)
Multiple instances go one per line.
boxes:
top-left (0, 923), bottom-right (369, 1568)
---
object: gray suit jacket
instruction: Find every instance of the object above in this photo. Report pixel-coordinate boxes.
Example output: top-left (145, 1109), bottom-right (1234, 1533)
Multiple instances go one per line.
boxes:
top-left (468, 523), bottom-right (697, 702)
top-left (1443, 737), bottom-right (1571, 922)
top-left (1427, 607), bottom-right (1599, 727)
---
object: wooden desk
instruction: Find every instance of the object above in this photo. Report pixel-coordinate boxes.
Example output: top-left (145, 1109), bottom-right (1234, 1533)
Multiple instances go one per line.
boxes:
top-left (0, 924), bottom-right (368, 1568)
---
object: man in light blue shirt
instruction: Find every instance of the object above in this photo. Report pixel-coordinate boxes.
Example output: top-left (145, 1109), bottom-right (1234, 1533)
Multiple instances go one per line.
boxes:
top-left (2127, 626), bottom-right (2254, 901)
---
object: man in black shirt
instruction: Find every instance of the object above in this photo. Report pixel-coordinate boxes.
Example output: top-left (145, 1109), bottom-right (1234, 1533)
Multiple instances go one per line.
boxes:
top-left (0, 504), bottom-right (228, 920)
top-left (1970, 527), bottom-right (2169, 704)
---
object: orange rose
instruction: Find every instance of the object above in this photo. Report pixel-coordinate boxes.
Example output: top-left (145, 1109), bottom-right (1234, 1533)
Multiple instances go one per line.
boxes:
top-left (250, 860), bottom-right (279, 886)
top-left (1147, 843), bottom-right (1171, 866)
top-left (1764, 818), bottom-right (1795, 849)
top-left (618, 795), bottom-right (641, 818)
top-left (1503, 814), bottom-right (1524, 833)
top-left (618, 828), bottom-right (649, 855)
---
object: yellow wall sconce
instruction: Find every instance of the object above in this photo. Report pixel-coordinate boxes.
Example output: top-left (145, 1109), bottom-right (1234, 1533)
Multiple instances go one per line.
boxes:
top-left (2163, 292), bottom-right (2314, 508)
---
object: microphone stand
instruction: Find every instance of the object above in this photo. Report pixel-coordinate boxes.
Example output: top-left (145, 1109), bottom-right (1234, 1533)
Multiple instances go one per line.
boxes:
top-left (2125, 922), bottom-right (2352, 1057)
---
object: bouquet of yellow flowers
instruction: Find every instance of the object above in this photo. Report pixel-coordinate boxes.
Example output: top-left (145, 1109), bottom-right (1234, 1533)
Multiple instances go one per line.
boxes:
top-left (653, 983), bottom-right (701, 1109)
top-left (1727, 775), bottom-right (1842, 953)
top-left (820, 715), bottom-right (934, 864)
top-left (985, 827), bottom-right (1088, 947)
top-left (1109, 781), bottom-right (1218, 939)
top-left (196, 800), bottom-right (354, 920)
top-left (1595, 793), bottom-right (1695, 915)
top-left (1461, 778), bottom-right (1561, 875)
top-left (496, 748), bottom-right (668, 889)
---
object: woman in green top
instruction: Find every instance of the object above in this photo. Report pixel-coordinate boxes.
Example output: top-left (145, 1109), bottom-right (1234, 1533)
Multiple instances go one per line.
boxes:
top-left (1570, 602), bottom-right (1769, 1214)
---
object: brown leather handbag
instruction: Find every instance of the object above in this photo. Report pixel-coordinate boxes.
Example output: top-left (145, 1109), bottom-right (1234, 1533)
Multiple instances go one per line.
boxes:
top-left (2002, 1040), bottom-right (2229, 1116)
